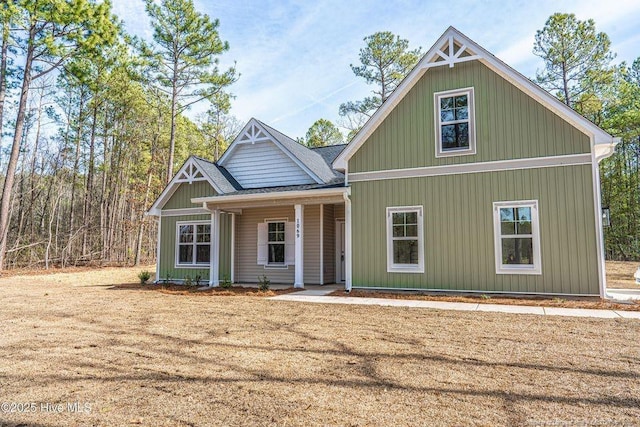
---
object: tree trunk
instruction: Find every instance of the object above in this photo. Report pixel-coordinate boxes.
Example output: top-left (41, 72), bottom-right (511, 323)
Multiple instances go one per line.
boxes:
top-left (0, 21), bottom-right (8, 149)
top-left (82, 103), bottom-right (98, 257)
top-left (166, 69), bottom-right (178, 183)
top-left (68, 89), bottom-right (86, 262)
top-left (0, 26), bottom-right (35, 271)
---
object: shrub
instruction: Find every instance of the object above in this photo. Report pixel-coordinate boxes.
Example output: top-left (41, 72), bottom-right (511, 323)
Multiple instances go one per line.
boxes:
top-left (138, 270), bottom-right (151, 284)
top-left (220, 275), bottom-right (232, 289)
top-left (258, 275), bottom-right (270, 291)
top-left (184, 276), bottom-right (193, 286)
top-left (194, 274), bottom-right (202, 287)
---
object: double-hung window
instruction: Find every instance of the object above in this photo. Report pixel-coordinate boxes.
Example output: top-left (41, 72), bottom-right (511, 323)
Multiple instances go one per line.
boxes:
top-left (435, 87), bottom-right (476, 157)
top-left (267, 221), bottom-right (285, 265)
top-left (386, 206), bottom-right (424, 273)
top-left (176, 222), bottom-right (211, 266)
top-left (493, 200), bottom-right (541, 275)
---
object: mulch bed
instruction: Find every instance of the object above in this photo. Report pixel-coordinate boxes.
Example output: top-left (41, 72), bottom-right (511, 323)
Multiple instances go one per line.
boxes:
top-left (329, 289), bottom-right (640, 311)
top-left (110, 282), bottom-right (298, 297)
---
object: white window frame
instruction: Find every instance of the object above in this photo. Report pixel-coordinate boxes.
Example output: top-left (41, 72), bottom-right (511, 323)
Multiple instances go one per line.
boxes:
top-left (434, 87), bottom-right (476, 158)
top-left (493, 200), bottom-right (542, 275)
top-left (175, 220), bottom-right (211, 268)
top-left (266, 220), bottom-right (286, 266)
top-left (386, 206), bottom-right (425, 273)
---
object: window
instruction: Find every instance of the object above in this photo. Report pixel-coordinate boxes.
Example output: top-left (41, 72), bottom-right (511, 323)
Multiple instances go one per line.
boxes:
top-left (267, 221), bottom-right (285, 265)
top-left (435, 87), bottom-right (476, 157)
top-left (386, 206), bottom-right (424, 273)
top-left (176, 222), bottom-right (210, 266)
top-left (493, 200), bottom-right (541, 275)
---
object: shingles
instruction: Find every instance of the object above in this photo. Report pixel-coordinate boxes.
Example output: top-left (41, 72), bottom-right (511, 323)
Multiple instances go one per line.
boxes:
top-left (191, 156), bottom-right (241, 194)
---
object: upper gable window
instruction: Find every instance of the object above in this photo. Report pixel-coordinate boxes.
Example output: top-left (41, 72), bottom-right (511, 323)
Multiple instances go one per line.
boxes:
top-left (434, 87), bottom-right (476, 157)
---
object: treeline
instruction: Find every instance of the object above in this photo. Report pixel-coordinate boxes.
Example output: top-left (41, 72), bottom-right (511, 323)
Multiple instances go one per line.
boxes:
top-left (0, 3), bottom-right (637, 272)
top-left (0, 0), bottom-right (238, 270)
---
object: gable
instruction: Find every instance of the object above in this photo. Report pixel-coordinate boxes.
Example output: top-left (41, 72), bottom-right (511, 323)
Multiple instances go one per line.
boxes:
top-left (349, 60), bottom-right (591, 173)
top-left (219, 119), bottom-right (321, 189)
top-left (164, 181), bottom-right (217, 209)
top-left (333, 27), bottom-right (615, 171)
top-left (223, 140), bottom-right (316, 188)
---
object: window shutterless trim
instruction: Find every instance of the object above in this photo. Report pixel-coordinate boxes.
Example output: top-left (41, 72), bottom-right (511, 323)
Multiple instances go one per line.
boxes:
top-left (386, 206), bottom-right (425, 273)
top-left (492, 200), bottom-right (542, 275)
top-left (434, 87), bottom-right (476, 158)
top-left (175, 220), bottom-right (212, 268)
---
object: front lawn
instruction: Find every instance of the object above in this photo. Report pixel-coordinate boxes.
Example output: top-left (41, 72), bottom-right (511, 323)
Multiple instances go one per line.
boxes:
top-left (0, 267), bottom-right (639, 426)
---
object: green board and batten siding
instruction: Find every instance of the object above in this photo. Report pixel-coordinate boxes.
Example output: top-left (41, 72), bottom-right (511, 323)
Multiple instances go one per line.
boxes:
top-left (158, 182), bottom-right (232, 282)
top-left (348, 60), bottom-right (600, 294)
top-left (349, 61), bottom-right (590, 173)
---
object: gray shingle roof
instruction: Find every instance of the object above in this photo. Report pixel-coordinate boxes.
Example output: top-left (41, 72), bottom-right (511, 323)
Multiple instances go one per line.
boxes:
top-left (191, 156), bottom-right (242, 193)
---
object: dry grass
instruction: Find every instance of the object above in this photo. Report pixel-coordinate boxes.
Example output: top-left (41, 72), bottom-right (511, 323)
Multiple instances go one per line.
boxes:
top-left (0, 267), bottom-right (639, 426)
top-left (606, 260), bottom-right (640, 289)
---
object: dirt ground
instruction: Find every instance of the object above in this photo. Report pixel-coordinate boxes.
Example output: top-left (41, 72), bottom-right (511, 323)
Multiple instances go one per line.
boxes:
top-left (0, 267), bottom-right (639, 426)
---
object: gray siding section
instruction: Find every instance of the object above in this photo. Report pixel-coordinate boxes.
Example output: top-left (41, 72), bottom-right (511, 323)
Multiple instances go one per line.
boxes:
top-left (224, 141), bottom-right (315, 188)
top-left (350, 165), bottom-right (599, 295)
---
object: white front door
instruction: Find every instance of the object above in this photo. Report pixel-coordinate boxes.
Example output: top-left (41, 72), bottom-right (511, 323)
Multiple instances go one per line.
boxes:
top-left (336, 220), bottom-right (345, 282)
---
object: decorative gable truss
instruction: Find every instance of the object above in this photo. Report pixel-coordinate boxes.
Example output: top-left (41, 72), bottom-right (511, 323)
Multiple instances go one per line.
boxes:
top-left (175, 159), bottom-right (207, 183)
top-left (237, 122), bottom-right (271, 144)
top-left (147, 157), bottom-right (222, 216)
top-left (427, 35), bottom-right (480, 68)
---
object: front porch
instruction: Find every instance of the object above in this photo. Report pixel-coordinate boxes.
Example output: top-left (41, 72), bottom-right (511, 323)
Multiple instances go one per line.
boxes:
top-left (194, 187), bottom-right (350, 289)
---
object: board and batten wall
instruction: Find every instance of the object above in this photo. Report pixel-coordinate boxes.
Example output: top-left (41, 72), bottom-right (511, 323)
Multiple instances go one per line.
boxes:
top-left (350, 166), bottom-right (599, 294)
top-left (349, 60), bottom-right (591, 174)
top-left (158, 181), bottom-right (231, 282)
top-left (347, 58), bottom-right (600, 295)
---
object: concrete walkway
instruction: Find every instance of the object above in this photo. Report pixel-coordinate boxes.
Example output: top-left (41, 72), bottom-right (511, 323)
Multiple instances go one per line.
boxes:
top-left (270, 290), bottom-right (640, 319)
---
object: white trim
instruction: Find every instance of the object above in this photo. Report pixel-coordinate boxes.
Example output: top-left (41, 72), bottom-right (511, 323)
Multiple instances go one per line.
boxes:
top-left (344, 193), bottom-right (352, 291)
top-left (335, 220), bottom-right (345, 283)
top-left (155, 217), bottom-right (161, 283)
top-left (319, 204), bottom-right (324, 285)
top-left (174, 220), bottom-right (212, 269)
top-left (161, 207), bottom-right (210, 217)
top-left (349, 154), bottom-right (592, 182)
top-left (386, 206), bottom-right (425, 274)
top-left (333, 26), bottom-right (615, 171)
top-left (434, 87), bottom-right (476, 157)
top-left (230, 213), bottom-right (235, 283)
top-left (351, 286), bottom-right (599, 297)
top-left (193, 187), bottom-right (348, 205)
top-left (209, 210), bottom-right (220, 286)
top-left (294, 204), bottom-right (304, 288)
top-left (219, 118), bottom-right (324, 184)
top-left (591, 148), bottom-right (607, 298)
top-left (492, 200), bottom-right (542, 275)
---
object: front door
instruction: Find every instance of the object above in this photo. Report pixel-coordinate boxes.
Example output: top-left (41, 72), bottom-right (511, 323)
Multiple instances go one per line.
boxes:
top-left (336, 220), bottom-right (345, 282)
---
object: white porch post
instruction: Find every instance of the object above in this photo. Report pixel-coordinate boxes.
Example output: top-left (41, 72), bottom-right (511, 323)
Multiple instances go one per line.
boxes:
top-left (294, 204), bottom-right (304, 288)
top-left (344, 193), bottom-right (352, 291)
top-left (230, 213), bottom-right (235, 283)
top-left (155, 216), bottom-right (161, 283)
top-left (209, 209), bottom-right (220, 287)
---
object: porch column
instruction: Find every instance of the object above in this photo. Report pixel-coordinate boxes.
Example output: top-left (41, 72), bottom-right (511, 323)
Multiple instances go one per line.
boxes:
top-left (344, 193), bottom-right (352, 292)
top-left (230, 213), bottom-right (235, 283)
top-left (209, 209), bottom-right (220, 287)
top-left (294, 204), bottom-right (304, 288)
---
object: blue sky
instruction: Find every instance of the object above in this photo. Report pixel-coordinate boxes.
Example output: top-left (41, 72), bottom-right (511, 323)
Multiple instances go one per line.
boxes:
top-left (111, 0), bottom-right (640, 140)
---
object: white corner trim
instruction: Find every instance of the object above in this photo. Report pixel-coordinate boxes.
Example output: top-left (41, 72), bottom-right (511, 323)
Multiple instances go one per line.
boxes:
top-left (434, 87), bottom-right (476, 158)
top-left (155, 217), bottom-right (161, 283)
top-left (344, 192), bottom-right (352, 291)
top-left (319, 204), bottom-right (324, 285)
top-left (349, 154), bottom-right (592, 182)
top-left (386, 205), bottom-right (425, 274)
top-left (492, 200), bottom-right (542, 275)
top-left (590, 146), bottom-right (607, 298)
top-left (230, 213), bottom-right (236, 283)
